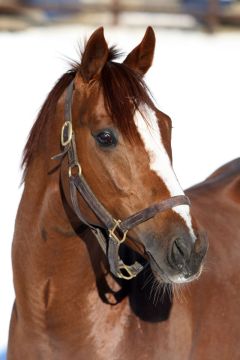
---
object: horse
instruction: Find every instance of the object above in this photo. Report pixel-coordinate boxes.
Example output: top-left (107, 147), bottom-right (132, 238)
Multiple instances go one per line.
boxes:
top-left (7, 26), bottom-right (240, 359)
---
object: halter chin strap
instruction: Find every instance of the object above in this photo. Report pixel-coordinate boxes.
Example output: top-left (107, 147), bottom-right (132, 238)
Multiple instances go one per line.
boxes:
top-left (52, 80), bottom-right (191, 280)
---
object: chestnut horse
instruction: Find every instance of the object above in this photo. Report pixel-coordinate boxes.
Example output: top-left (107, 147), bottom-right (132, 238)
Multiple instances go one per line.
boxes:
top-left (8, 27), bottom-right (240, 359)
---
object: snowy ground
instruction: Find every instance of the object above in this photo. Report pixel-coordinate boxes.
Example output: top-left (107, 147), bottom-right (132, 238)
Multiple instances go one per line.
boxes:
top-left (1, 23), bottom-right (240, 353)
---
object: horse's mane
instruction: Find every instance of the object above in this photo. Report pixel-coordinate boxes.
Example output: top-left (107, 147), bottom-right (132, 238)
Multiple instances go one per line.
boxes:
top-left (21, 70), bottom-right (76, 175)
top-left (22, 46), bottom-right (155, 177)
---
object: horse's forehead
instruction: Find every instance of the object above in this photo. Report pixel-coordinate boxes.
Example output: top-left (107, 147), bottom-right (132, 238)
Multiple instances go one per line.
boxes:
top-left (94, 90), bottom-right (108, 114)
top-left (74, 83), bottom-right (105, 126)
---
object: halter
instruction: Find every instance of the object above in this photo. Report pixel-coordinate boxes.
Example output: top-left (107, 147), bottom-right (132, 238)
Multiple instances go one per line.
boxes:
top-left (52, 80), bottom-right (191, 280)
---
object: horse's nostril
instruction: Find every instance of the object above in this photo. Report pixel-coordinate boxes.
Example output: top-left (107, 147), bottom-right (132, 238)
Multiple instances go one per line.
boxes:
top-left (194, 231), bottom-right (208, 257)
top-left (170, 237), bottom-right (192, 270)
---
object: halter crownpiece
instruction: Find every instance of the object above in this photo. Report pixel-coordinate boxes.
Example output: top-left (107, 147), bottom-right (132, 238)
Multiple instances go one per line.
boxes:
top-left (53, 80), bottom-right (191, 280)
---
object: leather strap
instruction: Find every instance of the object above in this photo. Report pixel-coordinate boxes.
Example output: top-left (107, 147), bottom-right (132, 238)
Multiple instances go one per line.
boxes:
top-left (120, 195), bottom-right (191, 232)
top-left (71, 172), bottom-right (190, 234)
top-left (53, 80), bottom-right (192, 280)
top-left (70, 173), bottom-right (115, 229)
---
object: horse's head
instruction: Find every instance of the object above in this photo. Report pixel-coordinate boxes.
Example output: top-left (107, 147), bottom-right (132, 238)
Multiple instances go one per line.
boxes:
top-left (64, 27), bottom-right (208, 284)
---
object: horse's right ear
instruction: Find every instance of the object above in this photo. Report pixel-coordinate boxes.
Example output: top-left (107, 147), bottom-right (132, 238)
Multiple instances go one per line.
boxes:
top-left (123, 27), bottom-right (155, 76)
top-left (80, 27), bottom-right (108, 82)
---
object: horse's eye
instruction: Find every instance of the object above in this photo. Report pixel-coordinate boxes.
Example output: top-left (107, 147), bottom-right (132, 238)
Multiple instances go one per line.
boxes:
top-left (93, 129), bottom-right (117, 148)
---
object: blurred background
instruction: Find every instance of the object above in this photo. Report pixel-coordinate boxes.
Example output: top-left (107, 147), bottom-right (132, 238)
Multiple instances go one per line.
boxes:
top-left (1, 1), bottom-right (239, 359)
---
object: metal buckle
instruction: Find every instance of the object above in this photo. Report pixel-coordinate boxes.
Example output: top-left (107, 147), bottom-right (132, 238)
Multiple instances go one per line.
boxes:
top-left (117, 263), bottom-right (138, 280)
top-left (61, 121), bottom-right (72, 146)
top-left (108, 219), bottom-right (127, 244)
top-left (68, 162), bottom-right (82, 177)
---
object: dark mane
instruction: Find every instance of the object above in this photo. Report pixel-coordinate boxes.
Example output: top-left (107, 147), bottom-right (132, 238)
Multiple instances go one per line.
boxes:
top-left (22, 70), bottom-right (76, 174)
top-left (22, 46), bottom-right (155, 176)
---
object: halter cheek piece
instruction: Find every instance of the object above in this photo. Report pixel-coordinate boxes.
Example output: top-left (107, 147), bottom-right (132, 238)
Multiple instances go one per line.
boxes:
top-left (52, 80), bottom-right (191, 280)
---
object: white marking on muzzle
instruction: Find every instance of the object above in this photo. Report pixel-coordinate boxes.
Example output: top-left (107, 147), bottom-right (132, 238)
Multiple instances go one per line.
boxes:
top-left (134, 107), bottom-right (196, 241)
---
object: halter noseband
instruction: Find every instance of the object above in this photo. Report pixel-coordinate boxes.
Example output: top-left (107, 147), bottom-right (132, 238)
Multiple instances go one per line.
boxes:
top-left (52, 80), bottom-right (191, 280)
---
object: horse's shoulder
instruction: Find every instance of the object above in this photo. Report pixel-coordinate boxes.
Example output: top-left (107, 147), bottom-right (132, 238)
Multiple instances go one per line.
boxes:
top-left (186, 158), bottom-right (240, 196)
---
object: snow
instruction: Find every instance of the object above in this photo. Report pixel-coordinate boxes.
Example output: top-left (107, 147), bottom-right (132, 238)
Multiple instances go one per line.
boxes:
top-left (0, 24), bottom-right (239, 352)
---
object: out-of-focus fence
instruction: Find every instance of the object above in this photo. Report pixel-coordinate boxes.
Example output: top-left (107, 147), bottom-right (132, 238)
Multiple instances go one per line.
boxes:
top-left (1, 1), bottom-right (240, 31)
top-left (0, 0), bottom-right (19, 5)
top-left (8, 0), bottom-right (239, 31)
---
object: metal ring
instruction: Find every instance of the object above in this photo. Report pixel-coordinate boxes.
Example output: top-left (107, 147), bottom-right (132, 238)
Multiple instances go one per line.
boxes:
top-left (117, 264), bottom-right (137, 280)
top-left (108, 219), bottom-right (127, 244)
top-left (68, 163), bottom-right (82, 177)
top-left (61, 121), bottom-right (73, 146)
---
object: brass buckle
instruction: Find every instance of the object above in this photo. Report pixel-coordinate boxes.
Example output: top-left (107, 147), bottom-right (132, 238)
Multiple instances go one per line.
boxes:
top-left (117, 263), bottom-right (137, 280)
top-left (108, 219), bottom-right (127, 244)
top-left (68, 162), bottom-right (82, 177)
top-left (61, 121), bottom-right (72, 146)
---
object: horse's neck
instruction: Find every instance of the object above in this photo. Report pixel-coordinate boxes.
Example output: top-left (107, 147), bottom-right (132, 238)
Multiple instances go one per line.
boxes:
top-left (14, 138), bottom-right (103, 327)
top-left (13, 172), bottom-right (192, 357)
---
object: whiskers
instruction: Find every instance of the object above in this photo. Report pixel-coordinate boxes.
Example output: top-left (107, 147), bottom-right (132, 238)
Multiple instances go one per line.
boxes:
top-left (152, 281), bottom-right (173, 306)
top-left (141, 270), bottom-right (154, 290)
top-left (171, 283), bottom-right (189, 304)
top-left (141, 269), bottom-right (172, 306)
top-left (141, 268), bottom-right (190, 306)
top-left (201, 257), bottom-right (215, 273)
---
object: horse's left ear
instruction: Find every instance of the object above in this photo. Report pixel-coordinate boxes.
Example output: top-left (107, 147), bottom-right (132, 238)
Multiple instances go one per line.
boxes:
top-left (80, 27), bottom-right (108, 82)
top-left (123, 26), bottom-right (155, 76)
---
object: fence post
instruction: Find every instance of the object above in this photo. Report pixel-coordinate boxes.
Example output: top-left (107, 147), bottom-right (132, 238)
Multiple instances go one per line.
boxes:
top-left (206, 0), bottom-right (219, 32)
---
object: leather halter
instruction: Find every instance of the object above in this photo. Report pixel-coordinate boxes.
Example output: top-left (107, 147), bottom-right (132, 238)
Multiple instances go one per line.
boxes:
top-left (52, 80), bottom-right (191, 280)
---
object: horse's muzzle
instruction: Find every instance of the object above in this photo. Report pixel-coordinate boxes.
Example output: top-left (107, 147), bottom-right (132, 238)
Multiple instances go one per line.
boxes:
top-left (148, 231), bottom-right (208, 284)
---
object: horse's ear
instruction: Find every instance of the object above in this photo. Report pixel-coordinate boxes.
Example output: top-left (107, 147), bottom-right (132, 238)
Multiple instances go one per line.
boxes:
top-left (123, 27), bottom-right (155, 76)
top-left (81, 27), bottom-right (108, 82)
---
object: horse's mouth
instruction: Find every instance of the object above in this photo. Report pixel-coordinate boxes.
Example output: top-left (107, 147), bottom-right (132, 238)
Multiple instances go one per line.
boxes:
top-left (147, 251), bottom-right (203, 285)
